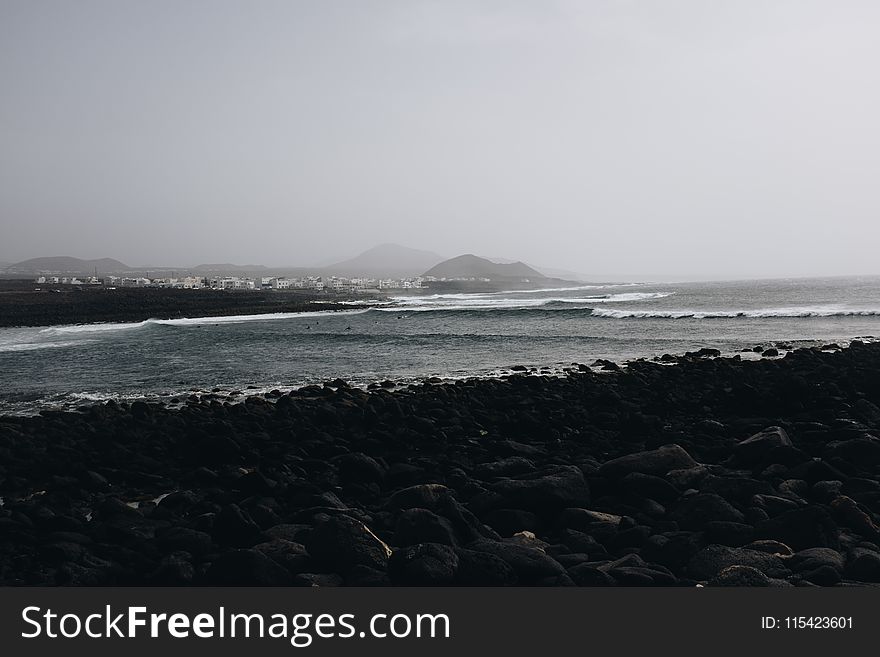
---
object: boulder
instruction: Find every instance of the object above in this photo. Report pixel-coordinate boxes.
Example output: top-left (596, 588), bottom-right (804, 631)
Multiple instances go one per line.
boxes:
top-left (305, 515), bottom-right (391, 573)
top-left (467, 539), bottom-right (566, 583)
top-left (844, 548), bottom-right (880, 582)
top-left (336, 452), bottom-right (385, 484)
top-left (599, 445), bottom-right (698, 478)
top-left (211, 504), bottom-right (263, 548)
top-left (155, 527), bottom-right (214, 556)
top-left (388, 543), bottom-right (459, 585)
top-left (454, 548), bottom-right (517, 586)
top-left (489, 466), bottom-right (590, 512)
top-left (671, 493), bottom-right (746, 530)
top-left (756, 506), bottom-right (839, 551)
top-left (734, 426), bottom-right (793, 463)
top-left (709, 565), bottom-right (774, 587)
top-left (394, 508), bottom-right (458, 547)
top-left (253, 539), bottom-right (313, 574)
top-left (687, 545), bottom-right (789, 580)
top-left (203, 549), bottom-right (292, 586)
top-left (385, 484), bottom-right (452, 512)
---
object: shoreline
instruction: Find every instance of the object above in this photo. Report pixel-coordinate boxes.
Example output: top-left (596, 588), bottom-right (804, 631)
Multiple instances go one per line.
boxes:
top-left (0, 282), bottom-right (381, 328)
top-left (2, 341), bottom-right (880, 586)
top-left (0, 337), bottom-right (865, 418)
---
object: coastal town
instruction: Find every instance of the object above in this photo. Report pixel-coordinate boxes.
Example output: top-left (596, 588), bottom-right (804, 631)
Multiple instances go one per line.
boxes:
top-left (34, 274), bottom-right (432, 292)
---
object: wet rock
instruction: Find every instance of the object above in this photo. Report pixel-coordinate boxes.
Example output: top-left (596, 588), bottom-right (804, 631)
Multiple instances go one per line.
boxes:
top-left (687, 545), bottom-right (789, 580)
top-left (744, 540), bottom-right (794, 557)
top-left (336, 452), bottom-right (385, 484)
top-left (734, 426), bottom-right (793, 463)
top-left (704, 521), bottom-right (755, 547)
top-left (305, 515), bottom-right (391, 574)
top-left (826, 437), bottom-right (880, 466)
top-left (489, 466), bottom-right (590, 513)
top-left (150, 552), bottom-right (195, 585)
top-left (473, 504), bottom-right (535, 535)
top-left (844, 547), bottom-right (880, 582)
top-left (619, 472), bottom-right (680, 503)
top-left (156, 527), bottom-right (214, 556)
top-left (253, 539), bottom-right (312, 574)
top-left (388, 543), bottom-right (459, 585)
top-left (600, 444), bottom-right (698, 478)
top-left (801, 565), bottom-right (841, 586)
top-left (211, 504), bottom-right (263, 548)
top-left (671, 493), bottom-right (746, 530)
top-left (474, 457), bottom-right (536, 479)
top-left (709, 565), bottom-right (775, 587)
top-left (203, 549), bottom-right (292, 586)
top-left (292, 573), bottom-right (344, 587)
top-left (454, 548), bottom-right (517, 585)
top-left (829, 495), bottom-right (880, 538)
top-left (385, 484), bottom-right (452, 512)
top-left (394, 508), bottom-right (458, 547)
top-left (467, 539), bottom-right (566, 584)
top-left (756, 506), bottom-right (839, 551)
top-left (567, 564), bottom-right (617, 586)
top-left (788, 547), bottom-right (845, 574)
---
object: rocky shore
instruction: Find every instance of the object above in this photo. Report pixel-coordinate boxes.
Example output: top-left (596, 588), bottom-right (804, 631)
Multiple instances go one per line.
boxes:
top-left (2, 342), bottom-right (880, 586)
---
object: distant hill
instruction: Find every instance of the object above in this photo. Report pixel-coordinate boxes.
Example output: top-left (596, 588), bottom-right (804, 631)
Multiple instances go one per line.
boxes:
top-left (5, 256), bottom-right (130, 274)
top-left (192, 263), bottom-right (269, 273)
top-left (424, 254), bottom-right (549, 281)
top-left (325, 243), bottom-right (445, 278)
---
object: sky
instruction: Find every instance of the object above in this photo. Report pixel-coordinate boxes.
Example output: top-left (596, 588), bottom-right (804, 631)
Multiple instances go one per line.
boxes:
top-left (1, 0), bottom-right (879, 279)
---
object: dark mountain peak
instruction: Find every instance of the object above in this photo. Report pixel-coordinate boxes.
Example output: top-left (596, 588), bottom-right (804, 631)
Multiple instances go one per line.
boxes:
top-left (423, 254), bottom-right (548, 281)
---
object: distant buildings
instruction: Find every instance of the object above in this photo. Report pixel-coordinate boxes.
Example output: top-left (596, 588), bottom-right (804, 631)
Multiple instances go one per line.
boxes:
top-left (34, 272), bottom-right (426, 292)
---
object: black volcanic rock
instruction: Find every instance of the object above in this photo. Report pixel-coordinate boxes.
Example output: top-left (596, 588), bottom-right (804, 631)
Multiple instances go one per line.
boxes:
top-left (5, 341), bottom-right (880, 586)
top-left (203, 549), bottom-right (292, 586)
top-left (305, 515), bottom-right (391, 574)
top-left (489, 466), bottom-right (591, 513)
top-left (687, 545), bottom-right (789, 580)
top-left (599, 445), bottom-right (698, 478)
top-left (734, 426), bottom-right (793, 463)
top-left (755, 506), bottom-right (840, 551)
top-left (388, 543), bottom-right (459, 585)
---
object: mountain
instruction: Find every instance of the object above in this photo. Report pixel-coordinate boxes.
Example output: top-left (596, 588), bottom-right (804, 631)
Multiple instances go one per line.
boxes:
top-left (423, 254), bottom-right (549, 281)
top-left (324, 243), bottom-right (445, 278)
top-left (191, 263), bottom-right (269, 273)
top-left (5, 256), bottom-right (130, 274)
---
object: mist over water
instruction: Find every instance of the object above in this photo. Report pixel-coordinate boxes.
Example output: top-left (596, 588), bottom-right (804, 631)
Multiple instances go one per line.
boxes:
top-left (1, 276), bottom-right (879, 415)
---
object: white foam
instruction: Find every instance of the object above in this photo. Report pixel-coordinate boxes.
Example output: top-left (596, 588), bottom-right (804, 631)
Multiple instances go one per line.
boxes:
top-left (31, 308), bottom-right (371, 335)
top-left (379, 291), bottom-right (672, 312)
top-left (590, 306), bottom-right (880, 319)
top-left (153, 308), bottom-right (370, 326)
top-left (40, 320), bottom-right (152, 335)
top-left (555, 292), bottom-right (672, 303)
top-left (0, 339), bottom-right (98, 353)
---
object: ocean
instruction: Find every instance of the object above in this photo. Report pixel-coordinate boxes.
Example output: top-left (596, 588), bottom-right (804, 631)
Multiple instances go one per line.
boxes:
top-left (1, 275), bottom-right (879, 415)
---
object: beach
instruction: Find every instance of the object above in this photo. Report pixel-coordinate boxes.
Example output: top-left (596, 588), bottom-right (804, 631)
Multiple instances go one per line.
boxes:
top-left (1, 341), bottom-right (879, 586)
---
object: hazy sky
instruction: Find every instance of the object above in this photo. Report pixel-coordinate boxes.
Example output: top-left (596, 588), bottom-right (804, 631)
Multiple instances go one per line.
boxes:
top-left (2, 0), bottom-right (879, 278)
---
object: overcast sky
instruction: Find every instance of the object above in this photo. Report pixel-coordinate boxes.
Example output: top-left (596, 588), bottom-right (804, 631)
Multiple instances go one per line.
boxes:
top-left (1, 0), bottom-right (879, 279)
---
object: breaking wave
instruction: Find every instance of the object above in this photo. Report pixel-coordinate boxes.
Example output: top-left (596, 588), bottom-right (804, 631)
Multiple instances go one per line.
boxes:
top-left (381, 292), bottom-right (672, 312)
top-left (589, 306), bottom-right (880, 319)
top-left (35, 309), bottom-right (371, 335)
